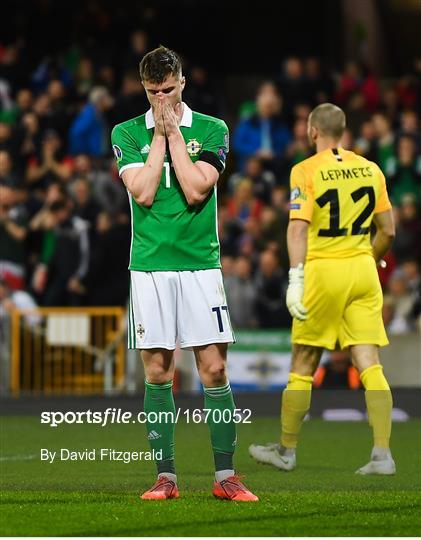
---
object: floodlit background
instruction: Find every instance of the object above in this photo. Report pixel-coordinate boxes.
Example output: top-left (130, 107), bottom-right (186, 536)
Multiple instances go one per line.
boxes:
top-left (0, 0), bottom-right (420, 398)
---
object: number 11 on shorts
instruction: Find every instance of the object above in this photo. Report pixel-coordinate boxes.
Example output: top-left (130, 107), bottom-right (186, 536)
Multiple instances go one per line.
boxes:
top-left (212, 305), bottom-right (228, 332)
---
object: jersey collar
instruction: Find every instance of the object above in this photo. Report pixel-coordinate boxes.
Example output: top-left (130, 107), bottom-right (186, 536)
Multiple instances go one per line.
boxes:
top-left (145, 102), bottom-right (193, 129)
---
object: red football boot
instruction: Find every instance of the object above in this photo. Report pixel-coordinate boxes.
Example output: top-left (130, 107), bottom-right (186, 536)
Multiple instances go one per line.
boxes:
top-left (212, 475), bottom-right (259, 502)
top-left (140, 475), bottom-right (179, 500)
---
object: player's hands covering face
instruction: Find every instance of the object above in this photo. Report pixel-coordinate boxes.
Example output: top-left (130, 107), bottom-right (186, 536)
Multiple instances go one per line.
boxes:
top-left (163, 101), bottom-right (183, 137)
top-left (153, 99), bottom-right (166, 137)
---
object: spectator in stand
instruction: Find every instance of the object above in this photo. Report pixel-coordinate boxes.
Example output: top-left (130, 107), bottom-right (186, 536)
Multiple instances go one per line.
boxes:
top-left (313, 350), bottom-right (360, 389)
top-left (0, 150), bottom-right (20, 188)
top-left (111, 71), bottom-right (149, 126)
top-left (0, 183), bottom-right (28, 290)
top-left (284, 118), bottom-right (312, 168)
top-left (344, 92), bottom-right (368, 136)
top-left (74, 58), bottom-right (95, 101)
top-left (69, 153), bottom-right (123, 215)
top-left (26, 129), bottom-right (73, 192)
top-left (31, 56), bottom-right (73, 94)
top-left (0, 43), bottom-right (26, 106)
top-left (401, 259), bottom-right (421, 295)
top-left (227, 178), bottom-right (264, 226)
top-left (218, 205), bottom-right (243, 257)
top-left (259, 206), bottom-right (284, 253)
top-left (46, 79), bottom-right (72, 144)
top-left (19, 112), bottom-right (42, 172)
top-left (293, 103), bottom-right (312, 122)
top-left (0, 122), bottom-right (20, 165)
top-left (383, 269), bottom-right (415, 335)
top-left (224, 255), bottom-right (256, 329)
top-left (228, 156), bottom-right (276, 205)
top-left (277, 57), bottom-right (309, 122)
top-left (33, 196), bottom-right (90, 306)
top-left (32, 93), bottom-right (52, 133)
top-left (82, 211), bottom-right (130, 306)
top-left (340, 128), bottom-right (355, 151)
top-left (397, 110), bottom-right (420, 149)
top-left (354, 119), bottom-right (377, 161)
top-left (0, 277), bottom-right (40, 328)
top-left (97, 64), bottom-right (117, 96)
top-left (395, 75), bottom-right (419, 111)
top-left (392, 194), bottom-right (421, 264)
top-left (388, 135), bottom-right (421, 205)
top-left (233, 81), bottom-right (291, 173)
top-left (69, 86), bottom-right (114, 157)
top-left (269, 185), bottom-right (290, 269)
top-left (335, 61), bottom-right (361, 106)
top-left (254, 249), bottom-right (290, 328)
top-left (183, 66), bottom-right (222, 117)
top-left (381, 86), bottom-right (400, 128)
top-left (335, 61), bottom-right (380, 113)
top-left (361, 68), bottom-right (381, 113)
top-left (70, 177), bottom-right (100, 232)
top-left (122, 29), bottom-right (149, 73)
top-left (304, 57), bottom-right (333, 105)
top-left (372, 112), bottom-right (395, 173)
top-left (221, 255), bottom-right (235, 282)
top-left (14, 89), bottom-right (33, 123)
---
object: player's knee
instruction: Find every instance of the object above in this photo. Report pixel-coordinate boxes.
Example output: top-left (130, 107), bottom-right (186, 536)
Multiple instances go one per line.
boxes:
top-left (200, 361), bottom-right (227, 386)
top-left (145, 364), bottom-right (174, 384)
top-left (292, 344), bottom-right (321, 375)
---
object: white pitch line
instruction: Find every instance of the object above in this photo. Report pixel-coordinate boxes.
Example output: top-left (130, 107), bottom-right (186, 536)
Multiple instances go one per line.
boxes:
top-left (0, 454), bottom-right (37, 461)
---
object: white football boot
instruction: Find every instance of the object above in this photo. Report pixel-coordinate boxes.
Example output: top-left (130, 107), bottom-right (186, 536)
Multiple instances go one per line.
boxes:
top-left (249, 442), bottom-right (296, 471)
top-left (356, 447), bottom-right (396, 475)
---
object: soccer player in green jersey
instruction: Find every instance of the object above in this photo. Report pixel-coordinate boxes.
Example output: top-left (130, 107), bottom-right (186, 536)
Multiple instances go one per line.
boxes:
top-left (111, 46), bottom-right (258, 502)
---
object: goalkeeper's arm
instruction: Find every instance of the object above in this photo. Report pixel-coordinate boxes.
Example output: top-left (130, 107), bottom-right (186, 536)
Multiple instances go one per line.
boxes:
top-left (372, 209), bottom-right (395, 264)
top-left (286, 219), bottom-right (309, 321)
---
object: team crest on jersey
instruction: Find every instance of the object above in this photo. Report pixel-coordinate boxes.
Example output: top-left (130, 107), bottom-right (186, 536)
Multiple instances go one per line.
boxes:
top-left (112, 144), bottom-right (123, 162)
top-left (186, 139), bottom-right (202, 156)
top-left (136, 324), bottom-right (145, 339)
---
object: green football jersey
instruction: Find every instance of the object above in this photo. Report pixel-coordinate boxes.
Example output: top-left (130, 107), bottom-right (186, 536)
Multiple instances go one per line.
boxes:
top-left (111, 103), bottom-right (228, 271)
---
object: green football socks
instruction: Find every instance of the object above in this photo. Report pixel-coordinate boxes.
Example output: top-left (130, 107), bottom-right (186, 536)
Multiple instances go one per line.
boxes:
top-left (203, 382), bottom-right (236, 474)
top-left (144, 380), bottom-right (176, 475)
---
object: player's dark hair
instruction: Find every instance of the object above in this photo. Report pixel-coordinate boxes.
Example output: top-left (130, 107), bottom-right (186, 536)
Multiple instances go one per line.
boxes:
top-left (139, 46), bottom-right (182, 83)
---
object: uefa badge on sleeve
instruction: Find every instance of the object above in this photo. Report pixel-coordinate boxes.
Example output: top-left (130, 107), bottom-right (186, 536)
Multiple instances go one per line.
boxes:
top-left (112, 144), bottom-right (123, 162)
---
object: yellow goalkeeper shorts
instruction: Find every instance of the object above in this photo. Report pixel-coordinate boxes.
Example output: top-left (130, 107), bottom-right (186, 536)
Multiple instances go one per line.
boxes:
top-left (291, 254), bottom-right (388, 350)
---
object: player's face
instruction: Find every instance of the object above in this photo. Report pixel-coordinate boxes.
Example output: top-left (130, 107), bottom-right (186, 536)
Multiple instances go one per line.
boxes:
top-left (143, 74), bottom-right (185, 110)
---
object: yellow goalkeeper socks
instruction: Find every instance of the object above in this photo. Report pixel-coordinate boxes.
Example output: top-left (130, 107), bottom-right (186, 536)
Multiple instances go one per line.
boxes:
top-left (360, 364), bottom-right (393, 449)
top-left (280, 373), bottom-right (313, 448)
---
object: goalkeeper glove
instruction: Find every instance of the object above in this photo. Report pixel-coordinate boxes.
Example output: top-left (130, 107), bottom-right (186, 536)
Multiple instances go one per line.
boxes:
top-left (286, 263), bottom-right (308, 321)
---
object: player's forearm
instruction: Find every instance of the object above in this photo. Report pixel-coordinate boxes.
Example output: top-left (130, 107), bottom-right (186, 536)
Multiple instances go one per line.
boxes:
top-left (4, 220), bottom-right (27, 241)
top-left (372, 209), bottom-right (395, 263)
top-left (287, 219), bottom-right (308, 267)
top-left (49, 160), bottom-right (71, 181)
top-left (167, 131), bottom-right (211, 205)
top-left (126, 135), bottom-right (166, 206)
top-left (371, 231), bottom-right (394, 263)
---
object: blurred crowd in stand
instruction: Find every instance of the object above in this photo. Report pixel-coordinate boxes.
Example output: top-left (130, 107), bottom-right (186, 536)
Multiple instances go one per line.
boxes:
top-left (0, 25), bottom-right (420, 335)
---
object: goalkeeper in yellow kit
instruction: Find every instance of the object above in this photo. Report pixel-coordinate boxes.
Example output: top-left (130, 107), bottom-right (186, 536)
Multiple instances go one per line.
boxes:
top-left (249, 103), bottom-right (396, 475)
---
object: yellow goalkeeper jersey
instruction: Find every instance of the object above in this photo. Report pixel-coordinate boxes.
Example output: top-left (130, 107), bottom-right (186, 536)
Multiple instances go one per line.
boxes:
top-left (289, 147), bottom-right (392, 260)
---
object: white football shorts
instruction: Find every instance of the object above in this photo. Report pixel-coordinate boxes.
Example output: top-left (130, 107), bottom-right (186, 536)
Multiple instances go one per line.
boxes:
top-left (128, 269), bottom-right (235, 350)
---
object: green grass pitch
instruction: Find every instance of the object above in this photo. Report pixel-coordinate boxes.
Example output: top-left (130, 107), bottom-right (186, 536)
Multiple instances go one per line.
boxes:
top-left (1, 416), bottom-right (420, 536)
